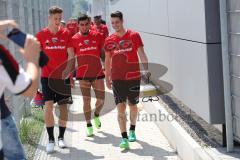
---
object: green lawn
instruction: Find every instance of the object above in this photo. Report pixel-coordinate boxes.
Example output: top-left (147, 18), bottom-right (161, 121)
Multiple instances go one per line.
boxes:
top-left (19, 107), bottom-right (44, 160)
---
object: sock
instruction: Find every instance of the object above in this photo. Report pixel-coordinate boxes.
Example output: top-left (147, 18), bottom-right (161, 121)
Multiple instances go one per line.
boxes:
top-left (130, 125), bottom-right (136, 131)
top-left (46, 126), bottom-right (55, 142)
top-left (87, 123), bottom-right (92, 127)
top-left (58, 126), bottom-right (66, 140)
top-left (94, 112), bottom-right (99, 117)
top-left (121, 132), bottom-right (128, 139)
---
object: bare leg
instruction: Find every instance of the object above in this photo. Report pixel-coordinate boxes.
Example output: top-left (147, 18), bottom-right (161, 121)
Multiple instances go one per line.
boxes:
top-left (79, 80), bottom-right (92, 124)
top-left (92, 79), bottom-right (105, 116)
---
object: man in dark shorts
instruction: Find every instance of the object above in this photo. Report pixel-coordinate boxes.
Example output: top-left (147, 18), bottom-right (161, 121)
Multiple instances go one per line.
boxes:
top-left (70, 14), bottom-right (105, 137)
top-left (36, 6), bottom-right (75, 153)
top-left (104, 11), bottom-right (151, 149)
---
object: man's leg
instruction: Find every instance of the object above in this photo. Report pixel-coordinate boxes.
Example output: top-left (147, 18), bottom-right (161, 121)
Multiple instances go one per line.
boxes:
top-left (79, 80), bottom-right (93, 136)
top-left (112, 80), bottom-right (129, 149)
top-left (58, 104), bottom-right (68, 139)
top-left (41, 78), bottom-right (56, 153)
top-left (117, 103), bottom-right (127, 135)
top-left (128, 104), bottom-right (138, 142)
top-left (92, 79), bottom-right (105, 129)
top-left (128, 80), bottom-right (140, 142)
top-left (117, 103), bottom-right (129, 149)
top-left (2, 115), bottom-right (26, 160)
top-left (44, 101), bottom-right (56, 152)
top-left (55, 78), bottom-right (72, 148)
top-left (44, 101), bottom-right (55, 141)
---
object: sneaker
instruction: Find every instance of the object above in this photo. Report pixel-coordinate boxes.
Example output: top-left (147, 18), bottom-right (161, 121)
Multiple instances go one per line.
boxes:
top-left (86, 126), bottom-right (93, 137)
top-left (94, 116), bottom-right (101, 129)
top-left (58, 138), bottom-right (67, 148)
top-left (119, 138), bottom-right (129, 149)
top-left (46, 141), bottom-right (55, 153)
top-left (128, 130), bottom-right (136, 142)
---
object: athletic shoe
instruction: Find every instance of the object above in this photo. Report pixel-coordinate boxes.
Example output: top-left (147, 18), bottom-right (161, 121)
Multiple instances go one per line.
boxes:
top-left (94, 116), bottom-right (101, 129)
top-left (58, 138), bottom-right (67, 148)
top-left (86, 126), bottom-right (93, 137)
top-left (128, 130), bottom-right (136, 142)
top-left (46, 141), bottom-right (55, 153)
top-left (119, 138), bottom-right (129, 149)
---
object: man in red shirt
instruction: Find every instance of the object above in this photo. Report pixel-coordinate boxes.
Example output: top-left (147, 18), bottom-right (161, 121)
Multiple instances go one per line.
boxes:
top-left (36, 6), bottom-right (75, 153)
top-left (66, 18), bottom-right (79, 37)
top-left (104, 11), bottom-right (151, 149)
top-left (92, 15), bottom-right (109, 40)
top-left (70, 14), bottom-right (105, 137)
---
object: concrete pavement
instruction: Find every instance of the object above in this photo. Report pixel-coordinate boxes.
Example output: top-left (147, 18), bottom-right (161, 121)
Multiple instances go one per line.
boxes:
top-left (34, 88), bottom-right (179, 160)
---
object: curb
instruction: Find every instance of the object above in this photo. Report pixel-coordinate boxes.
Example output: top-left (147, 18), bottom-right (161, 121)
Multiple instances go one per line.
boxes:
top-left (141, 101), bottom-right (218, 160)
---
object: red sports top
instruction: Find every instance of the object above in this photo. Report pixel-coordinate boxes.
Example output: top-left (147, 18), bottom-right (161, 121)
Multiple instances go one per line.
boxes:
top-left (70, 30), bottom-right (104, 79)
top-left (91, 24), bottom-right (109, 39)
top-left (36, 27), bottom-right (71, 79)
top-left (104, 30), bottom-right (144, 80)
top-left (66, 21), bottom-right (78, 37)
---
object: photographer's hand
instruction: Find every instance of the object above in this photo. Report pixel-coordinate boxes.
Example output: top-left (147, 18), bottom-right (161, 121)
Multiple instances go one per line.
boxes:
top-left (0, 20), bottom-right (18, 40)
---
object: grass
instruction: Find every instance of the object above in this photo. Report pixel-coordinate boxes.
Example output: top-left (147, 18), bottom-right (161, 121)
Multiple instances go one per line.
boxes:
top-left (19, 107), bottom-right (44, 160)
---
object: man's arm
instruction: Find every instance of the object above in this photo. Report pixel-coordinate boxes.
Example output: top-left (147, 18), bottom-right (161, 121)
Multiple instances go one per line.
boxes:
top-left (63, 47), bottom-right (75, 78)
top-left (105, 51), bottom-right (112, 89)
top-left (138, 46), bottom-right (151, 79)
top-left (2, 35), bottom-right (41, 97)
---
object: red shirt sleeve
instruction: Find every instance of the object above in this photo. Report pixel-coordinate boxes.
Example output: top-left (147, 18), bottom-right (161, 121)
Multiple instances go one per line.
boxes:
top-left (133, 32), bottom-right (144, 49)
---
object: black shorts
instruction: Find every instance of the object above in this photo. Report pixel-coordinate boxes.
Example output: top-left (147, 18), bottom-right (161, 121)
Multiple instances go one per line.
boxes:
top-left (41, 78), bottom-right (72, 105)
top-left (112, 80), bottom-right (140, 105)
top-left (77, 75), bottom-right (105, 83)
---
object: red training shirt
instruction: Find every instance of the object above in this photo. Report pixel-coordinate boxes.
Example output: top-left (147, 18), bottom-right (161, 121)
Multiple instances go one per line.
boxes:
top-left (66, 21), bottom-right (78, 37)
top-left (36, 27), bottom-right (72, 79)
top-left (91, 24), bottom-right (109, 39)
top-left (104, 30), bottom-right (144, 80)
top-left (70, 30), bottom-right (104, 79)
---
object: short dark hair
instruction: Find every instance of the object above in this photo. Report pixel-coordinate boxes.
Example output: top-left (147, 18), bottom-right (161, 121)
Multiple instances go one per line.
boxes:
top-left (78, 14), bottom-right (89, 23)
top-left (94, 15), bottom-right (101, 19)
top-left (111, 11), bottom-right (123, 20)
top-left (49, 6), bottom-right (63, 15)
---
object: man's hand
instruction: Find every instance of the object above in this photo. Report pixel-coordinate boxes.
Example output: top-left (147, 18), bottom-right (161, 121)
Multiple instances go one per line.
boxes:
top-left (19, 34), bottom-right (41, 66)
top-left (106, 76), bottom-right (112, 90)
top-left (0, 20), bottom-right (18, 40)
top-left (62, 68), bottom-right (70, 79)
top-left (142, 70), bottom-right (151, 84)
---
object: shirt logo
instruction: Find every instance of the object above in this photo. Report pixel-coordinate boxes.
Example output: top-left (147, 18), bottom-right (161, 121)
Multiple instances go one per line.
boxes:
top-left (84, 40), bottom-right (89, 45)
top-left (45, 40), bottom-right (50, 45)
top-left (52, 37), bottom-right (58, 43)
top-left (105, 41), bottom-right (117, 51)
top-left (119, 40), bottom-right (132, 49)
top-left (105, 40), bottom-right (133, 54)
top-left (45, 46), bottom-right (66, 50)
top-left (80, 47), bottom-right (97, 52)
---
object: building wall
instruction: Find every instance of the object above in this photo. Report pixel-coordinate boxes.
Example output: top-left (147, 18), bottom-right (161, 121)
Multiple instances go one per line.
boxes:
top-left (99, 0), bottom-right (224, 124)
top-left (0, 0), bottom-right (73, 124)
top-left (228, 0), bottom-right (240, 142)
